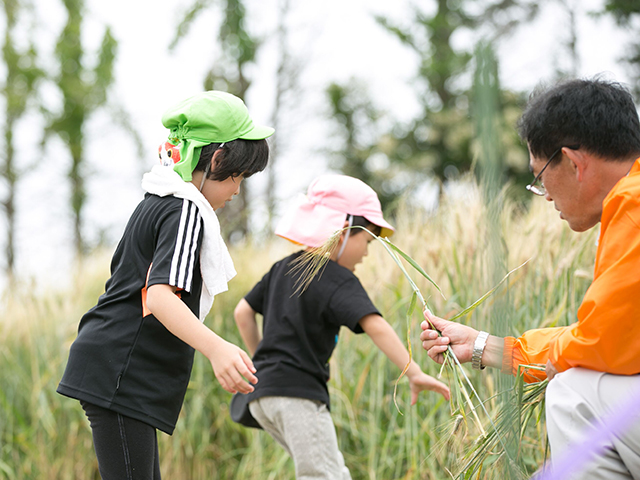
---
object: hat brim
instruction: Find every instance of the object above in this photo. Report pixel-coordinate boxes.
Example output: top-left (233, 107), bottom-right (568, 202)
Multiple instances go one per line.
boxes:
top-left (238, 125), bottom-right (275, 141)
top-left (363, 215), bottom-right (394, 238)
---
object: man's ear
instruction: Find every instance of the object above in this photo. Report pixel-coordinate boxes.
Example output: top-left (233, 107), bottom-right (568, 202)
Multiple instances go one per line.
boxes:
top-left (563, 146), bottom-right (588, 182)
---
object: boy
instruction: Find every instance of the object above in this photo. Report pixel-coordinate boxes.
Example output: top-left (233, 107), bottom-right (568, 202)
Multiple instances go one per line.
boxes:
top-left (57, 91), bottom-right (273, 479)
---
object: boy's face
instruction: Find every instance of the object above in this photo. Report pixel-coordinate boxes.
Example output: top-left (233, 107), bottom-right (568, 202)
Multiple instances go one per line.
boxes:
top-left (201, 174), bottom-right (244, 210)
top-left (336, 228), bottom-right (375, 272)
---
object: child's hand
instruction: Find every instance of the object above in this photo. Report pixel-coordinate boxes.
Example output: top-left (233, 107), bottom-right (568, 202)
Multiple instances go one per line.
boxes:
top-left (408, 371), bottom-right (450, 404)
top-left (208, 339), bottom-right (258, 394)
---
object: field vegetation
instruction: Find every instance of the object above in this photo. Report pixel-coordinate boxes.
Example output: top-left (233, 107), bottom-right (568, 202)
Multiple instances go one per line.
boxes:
top-left (0, 180), bottom-right (597, 479)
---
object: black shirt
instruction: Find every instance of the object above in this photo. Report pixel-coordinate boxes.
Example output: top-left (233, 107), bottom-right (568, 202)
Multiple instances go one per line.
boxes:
top-left (57, 194), bottom-right (204, 434)
top-left (242, 251), bottom-right (380, 409)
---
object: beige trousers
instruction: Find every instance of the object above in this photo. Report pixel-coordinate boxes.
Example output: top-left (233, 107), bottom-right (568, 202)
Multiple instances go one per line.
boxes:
top-left (545, 368), bottom-right (640, 479)
top-left (249, 396), bottom-right (351, 480)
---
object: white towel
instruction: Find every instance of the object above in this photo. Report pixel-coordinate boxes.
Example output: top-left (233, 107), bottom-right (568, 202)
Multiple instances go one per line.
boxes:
top-left (141, 165), bottom-right (236, 321)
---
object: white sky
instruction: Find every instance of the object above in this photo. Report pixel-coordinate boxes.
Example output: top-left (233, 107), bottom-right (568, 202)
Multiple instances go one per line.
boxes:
top-left (0, 0), bottom-right (634, 290)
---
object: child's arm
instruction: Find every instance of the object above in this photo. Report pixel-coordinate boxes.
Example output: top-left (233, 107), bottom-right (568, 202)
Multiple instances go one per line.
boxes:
top-left (234, 298), bottom-right (262, 356)
top-left (359, 313), bottom-right (450, 403)
top-left (146, 284), bottom-right (258, 394)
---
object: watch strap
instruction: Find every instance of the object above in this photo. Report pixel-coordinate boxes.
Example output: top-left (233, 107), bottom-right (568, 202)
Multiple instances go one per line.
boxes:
top-left (472, 331), bottom-right (489, 370)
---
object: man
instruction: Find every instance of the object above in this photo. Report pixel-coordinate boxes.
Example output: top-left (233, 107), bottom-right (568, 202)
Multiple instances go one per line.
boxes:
top-left (420, 78), bottom-right (640, 479)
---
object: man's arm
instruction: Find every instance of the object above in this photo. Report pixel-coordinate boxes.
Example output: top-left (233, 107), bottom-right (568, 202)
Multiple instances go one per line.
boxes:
top-left (146, 284), bottom-right (257, 394)
top-left (234, 298), bottom-right (262, 356)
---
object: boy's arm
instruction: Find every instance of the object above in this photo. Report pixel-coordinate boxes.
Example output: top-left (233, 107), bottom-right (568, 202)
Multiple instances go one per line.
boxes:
top-left (146, 284), bottom-right (257, 394)
top-left (234, 298), bottom-right (262, 356)
top-left (359, 313), bottom-right (450, 403)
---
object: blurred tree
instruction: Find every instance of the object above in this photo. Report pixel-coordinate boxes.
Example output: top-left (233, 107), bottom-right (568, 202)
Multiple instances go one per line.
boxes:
top-left (557, 0), bottom-right (580, 79)
top-left (325, 80), bottom-right (399, 211)
top-left (171, 0), bottom-right (260, 242)
top-left (373, 0), bottom-right (540, 197)
top-left (43, 0), bottom-right (117, 256)
top-left (603, 0), bottom-right (640, 97)
top-left (265, 0), bottom-right (302, 234)
top-left (1, 0), bottom-right (42, 276)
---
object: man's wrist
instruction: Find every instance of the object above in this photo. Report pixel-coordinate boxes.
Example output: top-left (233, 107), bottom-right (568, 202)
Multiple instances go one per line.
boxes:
top-left (472, 331), bottom-right (489, 370)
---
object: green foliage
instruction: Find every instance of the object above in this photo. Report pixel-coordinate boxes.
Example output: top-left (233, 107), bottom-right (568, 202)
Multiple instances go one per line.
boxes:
top-left (604, 0), bottom-right (640, 22)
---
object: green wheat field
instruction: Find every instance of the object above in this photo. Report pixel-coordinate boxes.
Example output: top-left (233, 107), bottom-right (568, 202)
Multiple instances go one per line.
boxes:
top-left (0, 181), bottom-right (597, 479)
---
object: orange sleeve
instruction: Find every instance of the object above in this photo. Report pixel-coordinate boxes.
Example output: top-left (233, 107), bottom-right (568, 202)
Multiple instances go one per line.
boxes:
top-left (549, 187), bottom-right (640, 375)
top-left (503, 327), bottom-right (570, 383)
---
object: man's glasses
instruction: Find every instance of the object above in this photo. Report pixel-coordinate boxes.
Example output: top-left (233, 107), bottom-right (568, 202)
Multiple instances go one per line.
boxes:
top-left (525, 145), bottom-right (580, 196)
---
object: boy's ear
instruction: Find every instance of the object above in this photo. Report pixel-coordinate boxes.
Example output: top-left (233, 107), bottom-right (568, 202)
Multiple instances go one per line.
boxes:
top-left (210, 148), bottom-right (224, 171)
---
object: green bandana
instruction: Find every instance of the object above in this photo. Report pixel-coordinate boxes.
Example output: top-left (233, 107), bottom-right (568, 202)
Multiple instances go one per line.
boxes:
top-left (161, 91), bottom-right (274, 181)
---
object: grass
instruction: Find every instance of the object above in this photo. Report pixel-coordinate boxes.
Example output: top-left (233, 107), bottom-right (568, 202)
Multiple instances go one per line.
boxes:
top-left (0, 180), bottom-right (596, 479)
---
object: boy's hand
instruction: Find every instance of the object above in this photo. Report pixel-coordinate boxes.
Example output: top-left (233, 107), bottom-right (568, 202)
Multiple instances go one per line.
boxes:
top-left (408, 372), bottom-right (450, 404)
top-left (209, 339), bottom-right (258, 394)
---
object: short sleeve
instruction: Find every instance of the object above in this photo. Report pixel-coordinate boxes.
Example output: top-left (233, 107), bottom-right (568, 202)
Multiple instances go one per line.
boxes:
top-left (148, 199), bottom-right (203, 293)
top-left (326, 276), bottom-right (379, 334)
top-left (244, 270), bottom-right (271, 315)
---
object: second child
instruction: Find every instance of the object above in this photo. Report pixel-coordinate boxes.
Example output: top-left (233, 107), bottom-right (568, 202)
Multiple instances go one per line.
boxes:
top-left (231, 174), bottom-right (450, 479)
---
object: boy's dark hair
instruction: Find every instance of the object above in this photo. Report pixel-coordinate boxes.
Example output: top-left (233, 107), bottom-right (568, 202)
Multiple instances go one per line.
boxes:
top-left (194, 138), bottom-right (269, 181)
top-left (349, 215), bottom-right (382, 237)
top-left (517, 78), bottom-right (640, 162)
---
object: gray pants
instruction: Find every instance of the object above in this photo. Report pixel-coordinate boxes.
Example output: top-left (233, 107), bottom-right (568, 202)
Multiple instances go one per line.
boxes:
top-left (249, 396), bottom-right (351, 480)
top-left (546, 368), bottom-right (640, 479)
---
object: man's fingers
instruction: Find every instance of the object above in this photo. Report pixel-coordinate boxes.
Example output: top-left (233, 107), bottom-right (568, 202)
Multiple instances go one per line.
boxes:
top-left (419, 329), bottom-right (440, 342)
top-left (426, 345), bottom-right (448, 364)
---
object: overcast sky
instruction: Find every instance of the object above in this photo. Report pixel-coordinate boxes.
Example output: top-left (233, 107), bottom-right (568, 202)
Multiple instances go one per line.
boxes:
top-left (1, 0), bottom-right (634, 291)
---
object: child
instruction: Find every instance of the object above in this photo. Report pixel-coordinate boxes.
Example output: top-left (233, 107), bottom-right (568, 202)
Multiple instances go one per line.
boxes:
top-left (231, 174), bottom-right (450, 479)
top-left (57, 91), bottom-right (273, 480)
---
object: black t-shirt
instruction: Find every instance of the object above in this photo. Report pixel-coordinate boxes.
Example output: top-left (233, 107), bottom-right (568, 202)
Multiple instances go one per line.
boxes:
top-left (242, 250), bottom-right (380, 409)
top-left (57, 194), bottom-right (204, 435)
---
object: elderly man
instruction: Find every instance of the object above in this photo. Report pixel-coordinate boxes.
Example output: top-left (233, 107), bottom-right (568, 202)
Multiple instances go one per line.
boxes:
top-left (420, 78), bottom-right (640, 479)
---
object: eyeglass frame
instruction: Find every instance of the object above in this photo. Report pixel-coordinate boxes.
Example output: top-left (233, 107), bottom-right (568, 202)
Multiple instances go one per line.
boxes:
top-left (525, 144), bottom-right (580, 196)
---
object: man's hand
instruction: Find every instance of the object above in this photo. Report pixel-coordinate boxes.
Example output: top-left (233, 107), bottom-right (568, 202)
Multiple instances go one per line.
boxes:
top-left (420, 309), bottom-right (478, 364)
top-left (545, 359), bottom-right (559, 380)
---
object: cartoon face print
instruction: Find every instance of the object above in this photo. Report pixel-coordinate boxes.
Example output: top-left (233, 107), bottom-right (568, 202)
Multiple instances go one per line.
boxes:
top-left (158, 141), bottom-right (181, 167)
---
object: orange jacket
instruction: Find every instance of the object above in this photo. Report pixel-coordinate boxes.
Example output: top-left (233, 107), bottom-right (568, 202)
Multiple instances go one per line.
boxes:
top-left (504, 157), bottom-right (640, 383)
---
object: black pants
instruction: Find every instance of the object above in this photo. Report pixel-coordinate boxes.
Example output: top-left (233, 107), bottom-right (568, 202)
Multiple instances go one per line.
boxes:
top-left (81, 401), bottom-right (161, 480)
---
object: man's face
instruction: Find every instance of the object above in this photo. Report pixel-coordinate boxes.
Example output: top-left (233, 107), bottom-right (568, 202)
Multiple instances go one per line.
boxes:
top-left (529, 149), bottom-right (602, 233)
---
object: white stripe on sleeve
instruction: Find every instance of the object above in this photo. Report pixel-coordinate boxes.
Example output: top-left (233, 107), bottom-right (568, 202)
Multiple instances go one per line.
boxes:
top-left (185, 209), bottom-right (202, 292)
top-left (169, 199), bottom-right (191, 288)
top-left (177, 202), bottom-right (198, 289)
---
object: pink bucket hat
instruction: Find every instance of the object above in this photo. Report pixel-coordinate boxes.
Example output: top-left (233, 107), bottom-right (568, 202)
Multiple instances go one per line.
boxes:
top-left (275, 174), bottom-right (394, 247)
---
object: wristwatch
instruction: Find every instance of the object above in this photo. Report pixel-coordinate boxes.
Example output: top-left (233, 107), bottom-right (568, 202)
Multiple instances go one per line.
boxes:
top-left (472, 331), bottom-right (489, 370)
